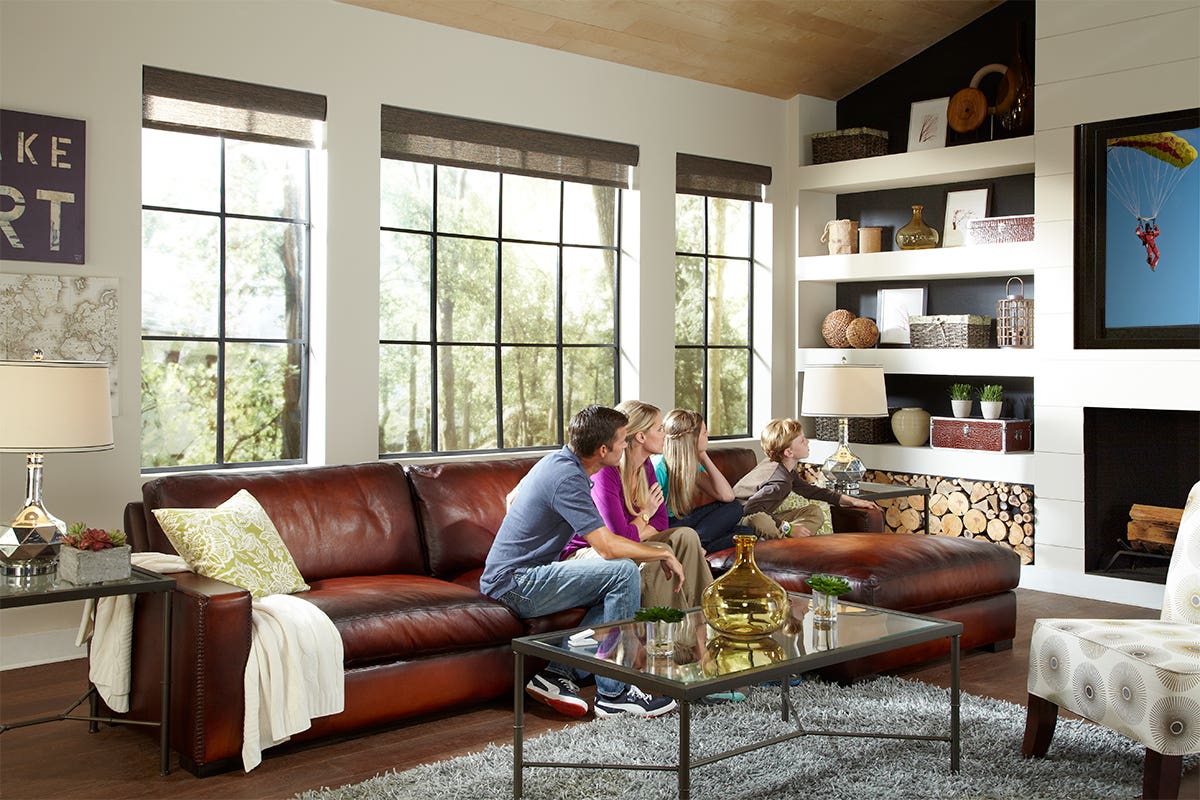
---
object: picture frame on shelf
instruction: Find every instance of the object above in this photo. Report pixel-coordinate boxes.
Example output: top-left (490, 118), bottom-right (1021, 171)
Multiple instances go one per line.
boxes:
top-left (942, 187), bottom-right (991, 248)
top-left (907, 97), bottom-right (949, 152)
top-left (878, 287), bottom-right (927, 345)
top-left (1075, 107), bottom-right (1199, 349)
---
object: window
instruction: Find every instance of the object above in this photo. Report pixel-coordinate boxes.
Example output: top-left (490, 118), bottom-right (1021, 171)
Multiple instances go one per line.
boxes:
top-left (140, 67), bottom-right (326, 470)
top-left (379, 107), bottom-right (638, 454)
top-left (674, 154), bottom-right (771, 438)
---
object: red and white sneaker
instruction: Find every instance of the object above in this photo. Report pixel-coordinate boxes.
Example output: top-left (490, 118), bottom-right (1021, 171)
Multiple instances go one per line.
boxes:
top-left (525, 672), bottom-right (589, 718)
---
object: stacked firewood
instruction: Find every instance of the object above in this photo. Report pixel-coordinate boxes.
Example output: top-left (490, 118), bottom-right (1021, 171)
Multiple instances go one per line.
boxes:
top-left (797, 466), bottom-right (1036, 565)
top-left (1127, 504), bottom-right (1183, 554)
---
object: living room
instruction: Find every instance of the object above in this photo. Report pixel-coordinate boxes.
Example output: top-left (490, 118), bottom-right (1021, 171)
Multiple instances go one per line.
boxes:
top-left (1, 0), bottom-right (1198, 797)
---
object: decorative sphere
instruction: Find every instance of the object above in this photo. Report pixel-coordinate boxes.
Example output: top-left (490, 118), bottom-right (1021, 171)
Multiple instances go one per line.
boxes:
top-left (821, 309), bottom-right (856, 348)
top-left (846, 317), bottom-right (880, 348)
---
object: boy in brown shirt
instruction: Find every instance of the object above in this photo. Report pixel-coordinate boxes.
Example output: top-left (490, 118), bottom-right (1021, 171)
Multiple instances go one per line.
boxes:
top-left (733, 418), bottom-right (876, 537)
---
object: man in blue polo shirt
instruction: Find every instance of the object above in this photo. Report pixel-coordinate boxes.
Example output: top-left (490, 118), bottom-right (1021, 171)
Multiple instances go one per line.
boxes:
top-left (481, 404), bottom-right (684, 718)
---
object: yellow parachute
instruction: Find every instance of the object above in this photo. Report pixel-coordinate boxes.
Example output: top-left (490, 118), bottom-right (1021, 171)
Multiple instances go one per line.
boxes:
top-left (1107, 130), bottom-right (1197, 224)
top-left (1108, 132), bottom-right (1198, 169)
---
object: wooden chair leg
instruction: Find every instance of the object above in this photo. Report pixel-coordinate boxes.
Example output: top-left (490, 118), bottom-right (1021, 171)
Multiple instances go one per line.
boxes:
top-left (1142, 749), bottom-right (1182, 800)
top-left (1021, 692), bottom-right (1058, 757)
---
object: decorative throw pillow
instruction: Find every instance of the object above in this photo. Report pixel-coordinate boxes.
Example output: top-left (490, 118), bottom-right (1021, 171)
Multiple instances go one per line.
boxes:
top-left (775, 493), bottom-right (834, 536)
top-left (152, 489), bottom-right (308, 598)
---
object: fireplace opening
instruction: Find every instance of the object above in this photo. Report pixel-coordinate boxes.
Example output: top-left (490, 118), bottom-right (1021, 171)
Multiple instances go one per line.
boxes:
top-left (1083, 407), bottom-right (1200, 584)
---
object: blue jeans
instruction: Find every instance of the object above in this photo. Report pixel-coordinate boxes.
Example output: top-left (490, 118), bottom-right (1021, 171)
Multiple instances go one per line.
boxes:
top-left (499, 557), bottom-right (639, 697)
top-left (670, 500), bottom-right (752, 553)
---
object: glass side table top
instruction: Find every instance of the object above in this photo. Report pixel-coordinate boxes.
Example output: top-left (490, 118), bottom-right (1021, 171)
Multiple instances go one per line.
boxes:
top-left (0, 566), bottom-right (175, 608)
top-left (513, 593), bottom-right (957, 695)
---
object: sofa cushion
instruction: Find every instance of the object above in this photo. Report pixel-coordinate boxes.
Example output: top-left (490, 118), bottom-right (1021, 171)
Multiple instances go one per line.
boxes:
top-left (302, 574), bottom-right (524, 668)
top-left (142, 462), bottom-right (424, 582)
top-left (152, 489), bottom-right (308, 598)
top-left (407, 457), bottom-right (541, 581)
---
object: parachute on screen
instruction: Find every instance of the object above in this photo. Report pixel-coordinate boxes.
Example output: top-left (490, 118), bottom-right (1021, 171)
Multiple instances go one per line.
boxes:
top-left (1106, 131), bottom-right (1197, 270)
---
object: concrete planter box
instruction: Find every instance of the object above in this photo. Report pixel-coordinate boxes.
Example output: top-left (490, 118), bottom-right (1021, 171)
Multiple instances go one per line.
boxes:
top-left (59, 544), bottom-right (131, 584)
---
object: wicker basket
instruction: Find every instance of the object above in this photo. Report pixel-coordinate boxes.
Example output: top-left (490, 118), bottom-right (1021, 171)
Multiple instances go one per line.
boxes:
top-left (811, 128), bottom-right (888, 164)
top-left (909, 314), bottom-right (992, 348)
top-left (814, 409), bottom-right (896, 444)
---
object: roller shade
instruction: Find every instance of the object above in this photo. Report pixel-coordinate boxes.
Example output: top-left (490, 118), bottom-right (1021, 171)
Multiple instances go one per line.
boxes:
top-left (676, 153), bottom-right (772, 201)
top-left (381, 105), bottom-right (638, 188)
top-left (143, 66), bottom-right (326, 149)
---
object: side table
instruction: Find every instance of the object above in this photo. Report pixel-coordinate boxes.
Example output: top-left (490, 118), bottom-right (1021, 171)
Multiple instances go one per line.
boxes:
top-left (0, 566), bottom-right (174, 775)
top-left (853, 480), bottom-right (932, 536)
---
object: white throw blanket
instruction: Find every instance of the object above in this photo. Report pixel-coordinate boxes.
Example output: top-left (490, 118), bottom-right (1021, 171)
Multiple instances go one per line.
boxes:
top-left (77, 553), bottom-right (344, 772)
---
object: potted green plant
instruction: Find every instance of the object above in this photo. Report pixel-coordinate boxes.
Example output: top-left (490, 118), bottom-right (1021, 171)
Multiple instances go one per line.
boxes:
top-left (979, 384), bottom-right (1004, 420)
top-left (634, 606), bottom-right (685, 657)
top-left (805, 573), bottom-right (851, 627)
top-left (949, 383), bottom-right (973, 418)
top-left (59, 523), bottom-right (130, 584)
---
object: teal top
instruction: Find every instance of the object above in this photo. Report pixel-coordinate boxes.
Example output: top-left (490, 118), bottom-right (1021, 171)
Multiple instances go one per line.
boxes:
top-left (651, 454), bottom-right (705, 518)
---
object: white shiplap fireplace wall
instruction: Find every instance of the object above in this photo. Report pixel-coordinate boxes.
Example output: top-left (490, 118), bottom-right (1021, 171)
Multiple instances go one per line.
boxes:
top-left (1022, 1), bottom-right (1200, 607)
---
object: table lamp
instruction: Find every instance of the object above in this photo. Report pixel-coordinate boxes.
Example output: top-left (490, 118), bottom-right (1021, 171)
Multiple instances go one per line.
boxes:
top-left (0, 355), bottom-right (113, 577)
top-left (800, 361), bottom-right (887, 494)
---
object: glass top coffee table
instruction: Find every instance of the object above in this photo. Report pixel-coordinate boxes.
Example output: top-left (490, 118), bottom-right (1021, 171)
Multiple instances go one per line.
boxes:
top-left (511, 593), bottom-right (962, 800)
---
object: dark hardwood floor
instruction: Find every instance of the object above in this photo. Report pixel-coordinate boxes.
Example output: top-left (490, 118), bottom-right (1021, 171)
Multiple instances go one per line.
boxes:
top-left (1, 588), bottom-right (1195, 799)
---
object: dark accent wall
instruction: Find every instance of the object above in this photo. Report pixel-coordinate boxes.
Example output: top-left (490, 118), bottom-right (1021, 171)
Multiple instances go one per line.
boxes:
top-left (836, 0), bottom-right (1035, 152)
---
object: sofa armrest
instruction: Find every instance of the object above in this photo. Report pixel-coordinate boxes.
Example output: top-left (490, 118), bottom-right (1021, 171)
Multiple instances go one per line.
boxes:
top-left (126, 570), bottom-right (252, 774)
top-left (832, 503), bottom-right (884, 533)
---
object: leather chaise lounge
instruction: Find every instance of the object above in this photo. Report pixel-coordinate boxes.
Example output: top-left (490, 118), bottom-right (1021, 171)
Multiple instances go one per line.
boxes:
top-left (118, 447), bottom-right (1019, 775)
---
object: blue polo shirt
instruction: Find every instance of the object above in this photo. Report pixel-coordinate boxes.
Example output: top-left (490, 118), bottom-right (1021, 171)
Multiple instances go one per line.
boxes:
top-left (479, 446), bottom-right (606, 600)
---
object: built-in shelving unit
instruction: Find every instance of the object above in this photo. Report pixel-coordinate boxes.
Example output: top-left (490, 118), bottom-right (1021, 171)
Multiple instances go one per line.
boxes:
top-left (803, 440), bottom-right (1035, 485)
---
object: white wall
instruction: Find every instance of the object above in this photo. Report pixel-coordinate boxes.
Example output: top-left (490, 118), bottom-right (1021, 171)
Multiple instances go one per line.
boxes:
top-left (1021, 0), bottom-right (1200, 606)
top-left (0, 0), bottom-right (821, 667)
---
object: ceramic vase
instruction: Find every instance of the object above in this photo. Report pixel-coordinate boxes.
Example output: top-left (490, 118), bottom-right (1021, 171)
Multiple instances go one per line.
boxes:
top-left (981, 400), bottom-right (1003, 420)
top-left (896, 205), bottom-right (939, 250)
top-left (701, 535), bottom-right (789, 641)
top-left (891, 407), bottom-right (931, 446)
top-left (951, 399), bottom-right (972, 418)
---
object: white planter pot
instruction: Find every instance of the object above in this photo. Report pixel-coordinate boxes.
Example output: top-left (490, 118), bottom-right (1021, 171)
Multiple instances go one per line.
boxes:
top-left (981, 400), bottom-right (1003, 420)
top-left (951, 399), bottom-right (972, 418)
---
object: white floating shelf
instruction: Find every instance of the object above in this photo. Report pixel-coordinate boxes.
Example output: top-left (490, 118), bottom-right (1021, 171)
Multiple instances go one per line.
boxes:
top-left (805, 440), bottom-right (1035, 485)
top-left (797, 348), bottom-right (1035, 377)
top-left (796, 240), bottom-right (1037, 282)
top-left (797, 136), bottom-right (1035, 193)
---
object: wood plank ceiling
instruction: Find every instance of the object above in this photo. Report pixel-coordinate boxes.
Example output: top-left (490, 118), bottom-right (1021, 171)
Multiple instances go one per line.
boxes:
top-left (338, 0), bottom-right (1002, 100)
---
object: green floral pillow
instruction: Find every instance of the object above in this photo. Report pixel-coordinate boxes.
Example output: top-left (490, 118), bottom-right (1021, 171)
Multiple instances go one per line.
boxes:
top-left (152, 489), bottom-right (308, 598)
top-left (776, 493), bottom-right (834, 536)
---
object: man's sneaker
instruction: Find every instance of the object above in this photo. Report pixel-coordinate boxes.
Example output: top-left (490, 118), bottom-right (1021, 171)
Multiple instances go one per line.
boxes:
top-left (594, 685), bottom-right (677, 718)
top-left (525, 672), bottom-right (588, 718)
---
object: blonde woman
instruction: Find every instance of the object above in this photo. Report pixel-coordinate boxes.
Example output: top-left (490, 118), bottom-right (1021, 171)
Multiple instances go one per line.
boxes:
top-left (652, 408), bottom-right (753, 553)
top-left (561, 400), bottom-right (713, 610)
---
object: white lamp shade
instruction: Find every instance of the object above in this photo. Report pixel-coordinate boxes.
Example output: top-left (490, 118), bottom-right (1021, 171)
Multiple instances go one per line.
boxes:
top-left (0, 360), bottom-right (114, 452)
top-left (800, 364), bottom-right (888, 418)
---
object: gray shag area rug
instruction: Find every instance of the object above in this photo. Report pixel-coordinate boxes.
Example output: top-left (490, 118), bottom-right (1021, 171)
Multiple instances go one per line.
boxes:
top-left (295, 675), bottom-right (1184, 800)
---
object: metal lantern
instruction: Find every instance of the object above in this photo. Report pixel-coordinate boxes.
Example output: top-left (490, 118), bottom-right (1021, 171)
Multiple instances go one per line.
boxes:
top-left (997, 276), bottom-right (1033, 348)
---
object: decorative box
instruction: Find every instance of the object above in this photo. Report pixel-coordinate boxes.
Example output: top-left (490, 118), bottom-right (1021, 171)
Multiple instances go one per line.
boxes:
top-left (58, 544), bottom-right (131, 584)
top-left (811, 127), bottom-right (888, 164)
top-left (909, 314), bottom-right (992, 348)
top-left (930, 417), bottom-right (1031, 453)
top-left (814, 409), bottom-right (897, 444)
top-left (966, 215), bottom-right (1034, 246)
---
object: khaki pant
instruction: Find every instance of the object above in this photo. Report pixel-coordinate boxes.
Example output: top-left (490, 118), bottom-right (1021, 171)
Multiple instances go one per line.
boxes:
top-left (740, 505), bottom-right (827, 538)
top-left (567, 526), bottom-right (713, 610)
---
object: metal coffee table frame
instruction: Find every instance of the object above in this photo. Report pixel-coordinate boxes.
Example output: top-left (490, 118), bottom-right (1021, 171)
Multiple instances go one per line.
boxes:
top-left (512, 595), bottom-right (961, 800)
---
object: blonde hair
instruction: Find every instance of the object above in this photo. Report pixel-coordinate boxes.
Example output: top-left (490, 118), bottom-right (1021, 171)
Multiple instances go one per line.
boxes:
top-left (661, 408), bottom-right (704, 517)
top-left (760, 418), bottom-right (805, 462)
top-left (614, 400), bottom-right (660, 517)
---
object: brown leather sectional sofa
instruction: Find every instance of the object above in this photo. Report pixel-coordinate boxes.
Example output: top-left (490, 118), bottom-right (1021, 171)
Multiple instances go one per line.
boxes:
top-left (120, 447), bottom-right (1019, 776)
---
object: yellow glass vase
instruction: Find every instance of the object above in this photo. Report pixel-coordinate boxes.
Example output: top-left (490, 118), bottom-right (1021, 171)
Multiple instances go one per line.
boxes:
top-left (701, 535), bottom-right (789, 640)
top-left (895, 205), bottom-right (939, 250)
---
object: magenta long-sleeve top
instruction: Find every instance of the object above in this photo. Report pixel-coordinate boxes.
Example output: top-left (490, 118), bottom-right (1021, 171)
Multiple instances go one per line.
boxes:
top-left (559, 460), bottom-right (668, 559)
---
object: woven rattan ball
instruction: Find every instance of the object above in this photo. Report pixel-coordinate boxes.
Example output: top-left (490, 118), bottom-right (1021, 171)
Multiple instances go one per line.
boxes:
top-left (821, 309), bottom-right (856, 348)
top-left (846, 317), bottom-right (880, 348)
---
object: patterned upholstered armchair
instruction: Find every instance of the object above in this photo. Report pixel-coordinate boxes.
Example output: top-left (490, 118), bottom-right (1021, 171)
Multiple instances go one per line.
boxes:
top-left (1022, 481), bottom-right (1200, 799)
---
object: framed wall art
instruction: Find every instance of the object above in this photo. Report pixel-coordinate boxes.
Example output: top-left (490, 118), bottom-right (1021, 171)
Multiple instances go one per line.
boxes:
top-left (878, 287), bottom-right (927, 345)
top-left (942, 187), bottom-right (990, 248)
top-left (907, 97), bottom-right (948, 152)
top-left (1075, 107), bottom-right (1199, 349)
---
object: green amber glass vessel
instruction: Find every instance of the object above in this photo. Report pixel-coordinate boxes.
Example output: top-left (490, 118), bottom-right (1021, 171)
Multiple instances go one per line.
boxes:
top-left (895, 204), bottom-right (939, 250)
top-left (701, 535), bottom-right (789, 640)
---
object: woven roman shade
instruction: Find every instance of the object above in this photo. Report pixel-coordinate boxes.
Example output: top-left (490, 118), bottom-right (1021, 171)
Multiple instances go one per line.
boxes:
top-left (381, 106), bottom-right (639, 188)
top-left (676, 153), bottom-right (772, 202)
top-left (143, 66), bottom-right (327, 148)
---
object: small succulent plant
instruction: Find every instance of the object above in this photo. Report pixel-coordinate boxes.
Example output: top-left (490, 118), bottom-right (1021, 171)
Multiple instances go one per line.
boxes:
top-left (633, 606), bottom-right (685, 623)
top-left (63, 522), bottom-right (126, 551)
top-left (806, 573), bottom-right (852, 596)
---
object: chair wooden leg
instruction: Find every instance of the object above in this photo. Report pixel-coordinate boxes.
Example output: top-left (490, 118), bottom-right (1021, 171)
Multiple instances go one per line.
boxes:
top-left (1021, 692), bottom-right (1058, 757)
top-left (1142, 748), bottom-right (1182, 800)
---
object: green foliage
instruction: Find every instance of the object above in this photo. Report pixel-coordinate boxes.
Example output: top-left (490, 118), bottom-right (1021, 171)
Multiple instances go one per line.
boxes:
top-left (806, 573), bottom-right (852, 596)
top-left (634, 606), bottom-right (686, 623)
top-left (949, 383), bottom-right (973, 401)
top-left (980, 384), bottom-right (1004, 402)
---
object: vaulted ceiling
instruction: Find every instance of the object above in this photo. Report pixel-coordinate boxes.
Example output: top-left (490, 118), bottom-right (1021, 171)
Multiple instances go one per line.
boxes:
top-left (339, 0), bottom-right (1003, 100)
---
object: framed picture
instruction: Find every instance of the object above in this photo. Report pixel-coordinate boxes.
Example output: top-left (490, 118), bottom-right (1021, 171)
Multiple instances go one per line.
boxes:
top-left (942, 187), bottom-right (991, 248)
top-left (878, 287), bottom-right (927, 345)
top-left (1075, 107), bottom-right (1199, 349)
top-left (907, 97), bottom-right (948, 152)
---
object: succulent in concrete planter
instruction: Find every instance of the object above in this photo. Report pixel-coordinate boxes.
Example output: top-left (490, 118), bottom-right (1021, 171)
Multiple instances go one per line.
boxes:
top-left (59, 524), bottom-right (131, 584)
